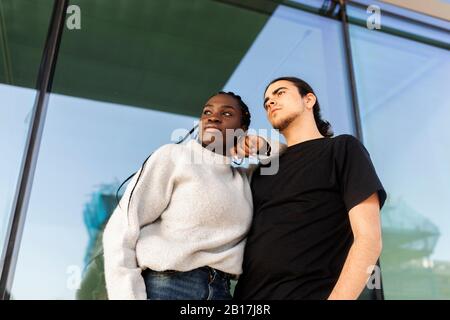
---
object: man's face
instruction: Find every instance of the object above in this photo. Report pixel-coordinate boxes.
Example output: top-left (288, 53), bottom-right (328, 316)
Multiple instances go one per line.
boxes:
top-left (263, 80), bottom-right (305, 131)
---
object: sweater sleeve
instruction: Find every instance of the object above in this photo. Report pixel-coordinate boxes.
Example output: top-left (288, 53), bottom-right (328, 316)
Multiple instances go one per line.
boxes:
top-left (102, 145), bottom-right (176, 300)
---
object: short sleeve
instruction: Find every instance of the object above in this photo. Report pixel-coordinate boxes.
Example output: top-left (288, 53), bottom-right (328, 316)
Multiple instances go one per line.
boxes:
top-left (335, 135), bottom-right (387, 212)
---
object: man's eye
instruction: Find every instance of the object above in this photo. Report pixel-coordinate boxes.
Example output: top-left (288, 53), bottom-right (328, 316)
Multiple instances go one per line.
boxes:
top-left (278, 91), bottom-right (285, 96)
top-left (203, 110), bottom-right (211, 115)
top-left (223, 112), bottom-right (232, 116)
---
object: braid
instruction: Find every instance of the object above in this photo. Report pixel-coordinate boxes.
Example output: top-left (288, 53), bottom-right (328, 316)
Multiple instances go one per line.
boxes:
top-left (216, 91), bottom-right (251, 130)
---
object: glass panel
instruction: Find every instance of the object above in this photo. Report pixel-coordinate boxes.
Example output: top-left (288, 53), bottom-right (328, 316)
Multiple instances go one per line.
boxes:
top-left (11, 1), bottom-right (355, 299)
top-left (0, 0), bottom-right (53, 260)
top-left (350, 24), bottom-right (450, 299)
top-left (224, 5), bottom-right (355, 137)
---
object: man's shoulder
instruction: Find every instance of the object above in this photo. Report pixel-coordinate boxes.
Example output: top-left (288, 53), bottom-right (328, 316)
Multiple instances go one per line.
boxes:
top-left (332, 134), bottom-right (360, 143)
top-left (331, 134), bottom-right (371, 163)
top-left (331, 134), bottom-right (363, 149)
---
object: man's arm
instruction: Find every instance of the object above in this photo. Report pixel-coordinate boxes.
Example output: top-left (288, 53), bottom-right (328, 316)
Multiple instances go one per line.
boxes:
top-left (328, 192), bottom-right (382, 300)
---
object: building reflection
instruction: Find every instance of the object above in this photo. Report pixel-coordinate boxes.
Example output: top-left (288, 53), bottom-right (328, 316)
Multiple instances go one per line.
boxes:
top-left (76, 183), bottom-right (119, 300)
top-left (382, 198), bottom-right (450, 299)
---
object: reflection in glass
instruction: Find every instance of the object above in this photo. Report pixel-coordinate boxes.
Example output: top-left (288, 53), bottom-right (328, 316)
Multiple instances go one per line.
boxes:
top-left (0, 85), bottom-right (35, 253)
top-left (77, 184), bottom-right (117, 300)
top-left (0, 0), bottom-right (53, 255)
top-left (350, 24), bottom-right (450, 299)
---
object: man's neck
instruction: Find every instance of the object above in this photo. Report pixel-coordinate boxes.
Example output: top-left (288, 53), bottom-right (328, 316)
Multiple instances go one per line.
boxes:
top-left (281, 117), bottom-right (324, 147)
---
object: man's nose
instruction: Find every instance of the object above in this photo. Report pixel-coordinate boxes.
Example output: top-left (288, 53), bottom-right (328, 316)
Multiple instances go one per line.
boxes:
top-left (268, 99), bottom-right (277, 110)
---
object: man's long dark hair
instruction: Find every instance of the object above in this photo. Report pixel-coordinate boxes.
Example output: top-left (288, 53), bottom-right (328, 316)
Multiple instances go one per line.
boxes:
top-left (265, 76), bottom-right (333, 138)
top-left (115, 91), bottom-right (251, 218)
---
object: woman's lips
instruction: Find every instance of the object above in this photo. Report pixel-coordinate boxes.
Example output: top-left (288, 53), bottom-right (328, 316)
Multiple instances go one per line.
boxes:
top-left (204, 126), bottom-right (221, 131)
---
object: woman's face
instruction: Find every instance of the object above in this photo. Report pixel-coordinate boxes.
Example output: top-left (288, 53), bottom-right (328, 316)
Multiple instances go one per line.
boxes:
top-left (199, 94), bottom-right (245, 149)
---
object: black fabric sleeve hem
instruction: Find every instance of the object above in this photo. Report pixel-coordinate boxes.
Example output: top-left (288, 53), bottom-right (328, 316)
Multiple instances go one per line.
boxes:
top-left (345, 187), bottom-right (387, 213)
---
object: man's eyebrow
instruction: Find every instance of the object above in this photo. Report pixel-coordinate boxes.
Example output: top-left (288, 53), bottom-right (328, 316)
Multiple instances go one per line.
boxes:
top-left (264, 87), bottom-right (288, 104)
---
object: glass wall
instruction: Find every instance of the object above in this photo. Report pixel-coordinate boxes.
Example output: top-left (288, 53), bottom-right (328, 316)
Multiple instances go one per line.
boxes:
top-left (350, 24), bottom-right (450, 299)
top-left (8, 0), bottom-right (355, 299)
top-left (0, 0), bottom-right (53, 259)
top-left (3, 0), bottom-right (448, 300)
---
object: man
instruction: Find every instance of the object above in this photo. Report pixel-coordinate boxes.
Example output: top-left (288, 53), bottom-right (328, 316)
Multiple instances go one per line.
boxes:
top-left (234, 77), bottom-right (387, 300)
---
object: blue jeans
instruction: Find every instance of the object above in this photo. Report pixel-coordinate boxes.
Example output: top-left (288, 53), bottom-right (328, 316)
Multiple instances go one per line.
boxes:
top-left (142, 266), bottom-right (233, 300)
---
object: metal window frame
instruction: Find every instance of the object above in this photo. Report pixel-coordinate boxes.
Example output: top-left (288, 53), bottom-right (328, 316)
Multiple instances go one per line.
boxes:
top-left (0, 0), bottom-right (69, 300)
top-left (336, 0), bottom-right (364, 141)
top-left (336, 0), bottom-right (384, 300)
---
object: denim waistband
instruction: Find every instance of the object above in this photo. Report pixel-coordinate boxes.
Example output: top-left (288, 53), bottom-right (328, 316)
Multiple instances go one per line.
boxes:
top-left (200, 266), bottom-right (237, 280)
top-left (143, 266), bottom-right (237, 280)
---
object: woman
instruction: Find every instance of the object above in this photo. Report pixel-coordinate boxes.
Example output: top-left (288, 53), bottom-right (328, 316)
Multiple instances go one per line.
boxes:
top-left (103, 91), bottom-right (280, 300)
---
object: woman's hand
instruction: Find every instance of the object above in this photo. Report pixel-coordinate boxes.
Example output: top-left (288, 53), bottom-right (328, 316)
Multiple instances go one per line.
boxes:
top-left (231, 135), bottom-right (270, 159)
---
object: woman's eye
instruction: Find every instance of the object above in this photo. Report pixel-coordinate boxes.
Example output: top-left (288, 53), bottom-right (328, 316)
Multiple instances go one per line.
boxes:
top-left (223, 112), bottom-right (232, 116)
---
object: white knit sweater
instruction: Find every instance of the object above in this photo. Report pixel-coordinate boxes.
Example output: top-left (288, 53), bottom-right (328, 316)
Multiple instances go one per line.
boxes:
top-left (103, 139), bottom-right (283, 300)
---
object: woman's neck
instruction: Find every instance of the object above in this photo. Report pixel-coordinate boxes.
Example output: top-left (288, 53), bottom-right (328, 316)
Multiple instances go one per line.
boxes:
top-left (201, 141), bottom-right (231, 157)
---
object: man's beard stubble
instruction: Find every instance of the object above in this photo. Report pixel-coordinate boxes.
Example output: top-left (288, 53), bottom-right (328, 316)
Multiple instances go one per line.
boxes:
top-left (272, 111), bottom-right (301, 132)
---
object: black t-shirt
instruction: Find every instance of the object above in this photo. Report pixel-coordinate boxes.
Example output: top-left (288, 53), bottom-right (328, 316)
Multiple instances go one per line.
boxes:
top-left (234, 134), bottom-right (387, 300)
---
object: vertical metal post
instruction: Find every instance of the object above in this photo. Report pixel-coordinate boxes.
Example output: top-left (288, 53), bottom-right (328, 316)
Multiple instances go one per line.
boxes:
top-left (0, 0), bottom-right (68, 300)
top-left (337, 0), bottom-right (364, 141)
top-left (337, 0), bottom-right (384, 300)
